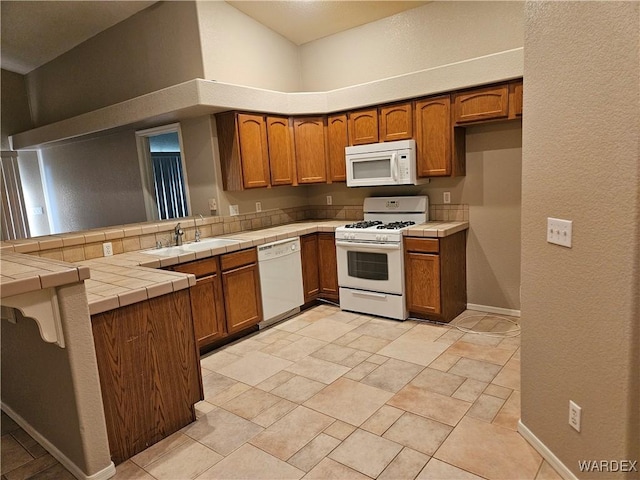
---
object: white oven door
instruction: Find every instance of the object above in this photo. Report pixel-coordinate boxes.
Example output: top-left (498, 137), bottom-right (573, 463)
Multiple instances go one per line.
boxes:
top-left (336, 240), bottom-right (404, 295)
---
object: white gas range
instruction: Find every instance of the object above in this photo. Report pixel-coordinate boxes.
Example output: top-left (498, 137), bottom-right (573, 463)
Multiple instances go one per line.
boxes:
top-left (336, 196), bottom-right (428, 320)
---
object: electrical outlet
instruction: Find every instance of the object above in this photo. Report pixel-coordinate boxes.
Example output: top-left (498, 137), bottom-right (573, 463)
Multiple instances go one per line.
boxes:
top-left (102, 242), bottom-right (113, 257)
top-left (229, 204), bottom-right (239, 216)
top-left (326, 195), bottom-right (332, 205)
top-left (547, 217), bottom-right (573, 247)
top-left (443, 192), bottom-right (451, 204)
top-left (569, 400), bottom-right (581, 432)
top-left (208, 198), bottom-right (217, 211)
top-left (256, 202), bottom-right (262, 212)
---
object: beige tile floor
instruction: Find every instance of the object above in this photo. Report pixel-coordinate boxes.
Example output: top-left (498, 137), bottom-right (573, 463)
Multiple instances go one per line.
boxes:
top-left (2, 305), bottom-right (563, 480)
top-left (110, 305), bottom-right (562, 480)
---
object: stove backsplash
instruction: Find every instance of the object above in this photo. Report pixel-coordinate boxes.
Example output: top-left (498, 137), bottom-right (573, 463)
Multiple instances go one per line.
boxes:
top-left (307, 204), bottom-right (468, 222)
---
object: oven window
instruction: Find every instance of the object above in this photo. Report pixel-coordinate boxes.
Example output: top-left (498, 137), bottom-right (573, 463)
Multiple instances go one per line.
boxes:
top-left (352, 159), bottom-right (391, 180)
top-left (347, 251), bottom-right (389, 281)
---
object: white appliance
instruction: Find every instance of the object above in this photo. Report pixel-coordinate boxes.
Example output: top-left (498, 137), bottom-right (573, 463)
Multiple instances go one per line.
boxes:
top-left (257, 237), bottom-right (304, 328)
top-left (336, 196), bottom-right (429, 320)
top-left (345, 139), bottom-right (428, 187)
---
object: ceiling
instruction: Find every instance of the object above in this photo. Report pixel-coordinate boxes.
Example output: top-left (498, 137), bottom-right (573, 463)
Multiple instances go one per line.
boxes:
top-left (1, 0), bottom-right (428, 75)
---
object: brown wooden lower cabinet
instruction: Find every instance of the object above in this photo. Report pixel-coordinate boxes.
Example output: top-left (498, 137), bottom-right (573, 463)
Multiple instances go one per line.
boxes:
top-left (301, 233), bottom-right (339, 303)
top-left (172, 257), bottom-right (225, 349)
top-left (170, 248), bottom-right (263, 349)
top-left (91, 290), bottom-right (203, 465)
top-left (404, 231), bottom-right (467, 322)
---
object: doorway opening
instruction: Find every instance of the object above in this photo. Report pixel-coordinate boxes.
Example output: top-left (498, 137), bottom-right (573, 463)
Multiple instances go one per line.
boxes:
top-left (136, 124), bottom-right (190, 221)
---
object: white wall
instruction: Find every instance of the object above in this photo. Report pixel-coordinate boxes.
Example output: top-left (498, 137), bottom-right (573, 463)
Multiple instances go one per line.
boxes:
top-left (25, 1), bottom-right (204, 126)
top-left (520, 1), bottom-right (639, 475)
top-left (16, 150), bottom-right (51, 236)
top-left (39, 130), bottom-right (146, 234)
top-left (299, 1), bottom-right (524, 91)
top-left (196, 1), bottom-right (301, 92)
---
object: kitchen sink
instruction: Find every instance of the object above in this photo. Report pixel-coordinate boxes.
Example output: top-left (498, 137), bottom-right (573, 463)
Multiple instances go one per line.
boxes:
top-left (140, 238), bottom-right (242, 256)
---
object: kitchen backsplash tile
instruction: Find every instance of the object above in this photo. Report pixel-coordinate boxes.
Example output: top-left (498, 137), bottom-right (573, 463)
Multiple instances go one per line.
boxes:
top-left (4, 203), bottom-right (466, 261)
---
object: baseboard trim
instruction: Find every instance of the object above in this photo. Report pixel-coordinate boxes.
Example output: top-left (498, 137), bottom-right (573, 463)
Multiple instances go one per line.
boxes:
top-left (466, 303), bottom-right (521, 318)
top-left (518, 420), bottom-right (578, 480)
top-left (1, 402), bottom-right (116, 480)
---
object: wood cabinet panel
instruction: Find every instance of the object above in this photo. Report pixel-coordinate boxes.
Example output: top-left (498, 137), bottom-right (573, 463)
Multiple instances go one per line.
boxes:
top-left (414, 95), bottom-right (452, 177)
top-left (318, 233), bottom-right (339, 300)
top-left (508, 80), bottom-right (523, 119)
top-left (237, 113), bottom-right (271, 188)
top-left (453, 84), bottom-right (509, 124)
top-left (172, 257), bottom-right (218, 278)
top-left (294, 117), bottom-right (327, 184)
top-left (379, 103), bottom-right (413, 141)
top-left (327, 114), bottom-right (348, 182)
top-left (404, 232), bottom-right (467, 322)
top-left (266, 116), bottom-right (296, 186)
top-left (222, 262), bottom-right (262, 334)
top-left (190, 275), bottom-right (226, 347)
top-left (348, 108), bottom-right (378, 145)
top-left (91, 290), bottom-right (201, 464)
top-left (301, 234), bottom-right (320, 303)
top-left (220, 248), bottom-right (257, 271)
top-left (405, 252), bottom-right (441, 315)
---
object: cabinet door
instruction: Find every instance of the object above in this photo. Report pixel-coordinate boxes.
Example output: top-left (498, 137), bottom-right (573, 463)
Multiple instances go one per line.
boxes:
top-left (222, 263), bottom-right (262, 334)
top-left (508, 80), bottom-right (523, 119)
top-left (327, 114), bottom-right (348, 182)
top-left (266, 116), bottom-right (296, 186)
top-left (379, 103), bottom-right (413, 142)
top-left (453, 84), bottom-right (509, 124)
top-left (414, 96), bottom-right (452, 177)
top-left (294, 117), bottom-right (327, 184)
top-left (318, 233), bottom-right (339, 300)
top-left (348, 108), bottom-right (378, 145)
top-left (237, 113), bottom-right (270, 188)
top-left (405, 251), bottom-right (441, 315)
top-left (300, 234), bottom-right (320, 303)
top-left (189, 275), bottom-right (226, 348)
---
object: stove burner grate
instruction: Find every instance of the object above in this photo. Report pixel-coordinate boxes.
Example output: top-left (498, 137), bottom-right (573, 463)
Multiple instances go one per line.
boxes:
top-left (377, 221), bottom-right (416, 230)
top-left (344, 220), bottom-right (383, 229)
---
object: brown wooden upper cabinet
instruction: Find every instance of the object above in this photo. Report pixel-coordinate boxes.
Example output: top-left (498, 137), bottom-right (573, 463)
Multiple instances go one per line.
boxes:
top-left (348, 108), bottom-right (378, 145)
top-left (414, 95), bottom-right (452, 177)
top-left (379, 102), bottom-right (413, 142)
top-left (327, 114), bottom-right (348, 182)
top-left (216, 112), bottom-right (270, 191)
top-left (453, 84), bottom-right (509, 124)
top-left (266, 116), bottom-right (296, 186)
top-left (294, 117), bottom-right (328, 184)
top-left (508, 79), bottom-right (523, 119)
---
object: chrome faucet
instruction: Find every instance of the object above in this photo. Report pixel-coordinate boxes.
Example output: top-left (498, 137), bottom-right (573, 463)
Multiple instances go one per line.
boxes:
top-left (195, 214), bottom-right (203, 242)
top-left (174, 223), bottom-right (184, 246)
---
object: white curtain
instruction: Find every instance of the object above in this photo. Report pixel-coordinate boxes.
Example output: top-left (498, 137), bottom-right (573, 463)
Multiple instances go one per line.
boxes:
top-left (151, 152), bottom-right (189, 220)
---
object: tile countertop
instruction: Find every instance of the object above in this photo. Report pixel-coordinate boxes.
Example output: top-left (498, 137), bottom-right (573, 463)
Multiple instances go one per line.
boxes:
top-left (0, 252), bottom-right (91, 298)
top-left (1, 220), bottom-right (468, 316)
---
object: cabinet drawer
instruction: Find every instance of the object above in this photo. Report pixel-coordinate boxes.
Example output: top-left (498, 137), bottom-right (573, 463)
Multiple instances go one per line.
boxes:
top-left (404, 237), bottom-right (439, 253)
top-left (221, 248), bottom-right (257, 271)
top-left (172, 257), bottom-right (219, 277)
top-left (453, 84), bottom-right (509, 124)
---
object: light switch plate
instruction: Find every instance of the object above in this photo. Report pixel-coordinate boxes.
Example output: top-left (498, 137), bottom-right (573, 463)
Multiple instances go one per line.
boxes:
top-left (256, 202), bottom-right (262, 212)
top-left (229, 205), bottom-right (239, 216)
top-left (547, 217), bottom-right (572, 247)
top-left (443, 192), bottom-right (451, 204)
top-left (208, 198), bottom-right (217, 211)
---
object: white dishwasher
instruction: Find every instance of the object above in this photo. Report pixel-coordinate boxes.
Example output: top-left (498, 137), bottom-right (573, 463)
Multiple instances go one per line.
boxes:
top-left (257, 237), bottom-right (304, 328)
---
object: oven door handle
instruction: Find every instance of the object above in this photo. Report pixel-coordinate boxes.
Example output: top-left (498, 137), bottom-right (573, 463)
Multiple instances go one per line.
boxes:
top-left (352, 290), bottom-right (387, 299)
top-left (335, 240), bottom-right (401, 250)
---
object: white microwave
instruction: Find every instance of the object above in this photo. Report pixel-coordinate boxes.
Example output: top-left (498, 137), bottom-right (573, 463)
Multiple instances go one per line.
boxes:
top-left (345, 139), bottom-right (428, 187)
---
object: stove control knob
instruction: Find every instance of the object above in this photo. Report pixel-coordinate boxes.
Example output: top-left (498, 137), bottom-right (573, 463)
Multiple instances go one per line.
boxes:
top-left (375, 234), bottom-right (381, 241)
